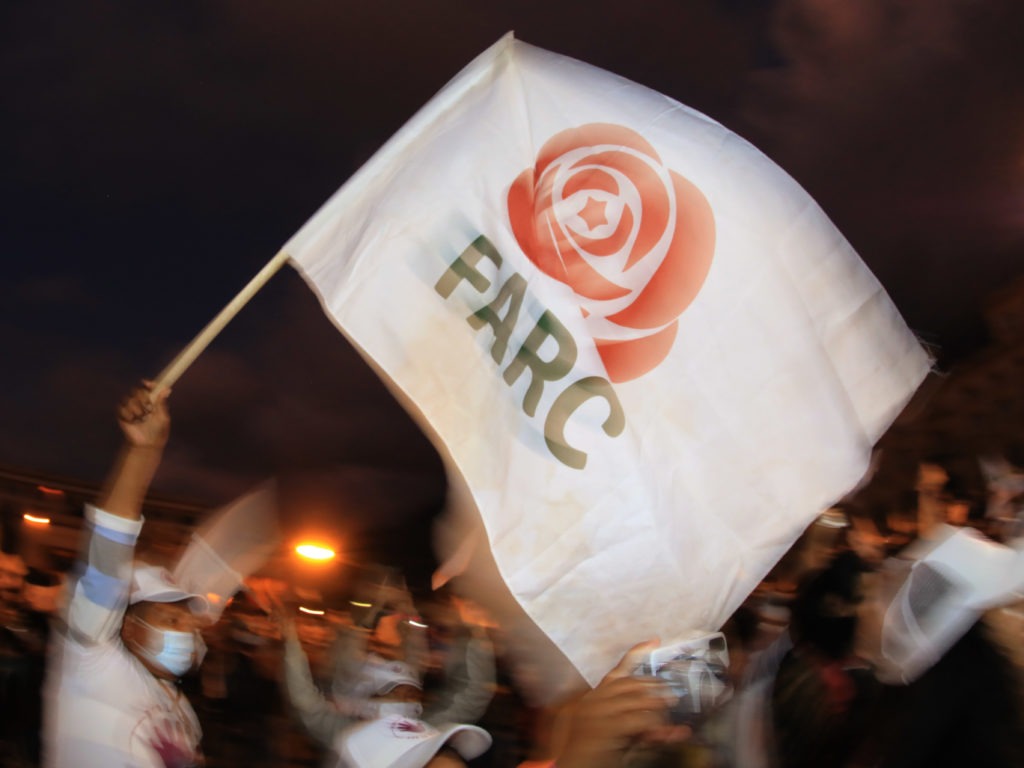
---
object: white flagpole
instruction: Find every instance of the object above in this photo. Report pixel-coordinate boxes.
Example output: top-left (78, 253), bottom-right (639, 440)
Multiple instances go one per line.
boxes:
top-left (152, 249), bottom-right (291, 395)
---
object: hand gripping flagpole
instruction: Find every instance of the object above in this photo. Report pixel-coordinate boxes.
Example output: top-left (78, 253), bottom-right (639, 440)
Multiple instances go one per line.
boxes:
top-left (152, 249), bottom-right (292, 395)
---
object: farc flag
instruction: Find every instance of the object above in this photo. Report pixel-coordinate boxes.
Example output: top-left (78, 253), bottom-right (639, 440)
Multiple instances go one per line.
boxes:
top-left (283, 34), bottom-right (930, 691)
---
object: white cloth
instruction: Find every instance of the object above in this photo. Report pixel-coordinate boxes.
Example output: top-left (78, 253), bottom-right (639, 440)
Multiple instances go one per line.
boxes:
top-left (284, 32), bottom-right (931, 694)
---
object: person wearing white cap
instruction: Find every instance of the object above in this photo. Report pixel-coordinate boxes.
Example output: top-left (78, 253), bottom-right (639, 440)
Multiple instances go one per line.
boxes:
top-left (336, 714), bottom-right (492, 768)
top-left (42, 383), bottom-right (210, 768)
top-left (279, 608), bottom-right (493, 767)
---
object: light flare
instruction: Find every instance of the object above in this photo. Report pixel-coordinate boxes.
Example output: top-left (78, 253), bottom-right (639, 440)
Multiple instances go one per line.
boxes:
top-left (295, 543), bottom-right (336, 561)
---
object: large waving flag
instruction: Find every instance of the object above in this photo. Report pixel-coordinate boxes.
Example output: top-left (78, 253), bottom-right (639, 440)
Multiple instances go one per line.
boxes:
top-left (283, 33), bottom-right (930, 691)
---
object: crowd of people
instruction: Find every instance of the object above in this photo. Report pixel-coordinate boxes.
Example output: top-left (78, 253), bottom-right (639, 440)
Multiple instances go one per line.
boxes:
top-left (0, 384), bottom-right (1022, 768)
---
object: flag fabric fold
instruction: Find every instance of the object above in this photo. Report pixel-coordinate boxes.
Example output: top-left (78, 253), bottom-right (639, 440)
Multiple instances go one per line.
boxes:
top-left (284, 32), bottom-right (930, 690)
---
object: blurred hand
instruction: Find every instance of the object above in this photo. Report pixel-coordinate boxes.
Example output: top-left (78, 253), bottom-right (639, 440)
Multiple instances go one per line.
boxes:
top-left (117, 381), bottom-right (170, 448)
top-left (555, 641), bottom-right (689, 768)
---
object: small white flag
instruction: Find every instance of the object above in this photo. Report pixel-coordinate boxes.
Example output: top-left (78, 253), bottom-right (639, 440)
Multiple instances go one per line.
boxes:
top-left (173, 482), bottom-right (280, 621)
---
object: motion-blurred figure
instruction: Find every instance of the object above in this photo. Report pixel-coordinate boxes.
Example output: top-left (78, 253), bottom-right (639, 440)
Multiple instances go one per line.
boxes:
top-left (856, 462), bottom-right (1024, 767)
top-left (419, 591), bottom-right (496, 726)
top-left (42, 384), bottom-right (210, 768)
top-left (278, 595), bottom-right (493, 767)
top-left (1, 553), bottom-right (50, 766)
top-left (771, 555), bottom-right (877, 768)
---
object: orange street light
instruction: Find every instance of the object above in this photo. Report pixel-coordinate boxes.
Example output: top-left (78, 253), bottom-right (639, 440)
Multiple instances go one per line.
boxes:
top-left (24, 513), bottom-right (51, 525)
top-left (298, 606), bottom-right (325, 616)
top-left (295, 543), bottom-right (336, 562)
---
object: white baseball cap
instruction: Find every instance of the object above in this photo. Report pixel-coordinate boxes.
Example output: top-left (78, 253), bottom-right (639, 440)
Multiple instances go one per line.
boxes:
top-left (337, 715), bottom-right (491, 768)
top-left (348, 654), bottom-right (423, 700)
top-left (130, 563), bottom-right (210, 614)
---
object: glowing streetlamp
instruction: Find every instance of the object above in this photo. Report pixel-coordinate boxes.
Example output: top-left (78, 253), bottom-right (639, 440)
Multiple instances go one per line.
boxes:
top-left (295, 543), bottom-right (336, 562)
top-left (23, 513), bottom-right (51, 525)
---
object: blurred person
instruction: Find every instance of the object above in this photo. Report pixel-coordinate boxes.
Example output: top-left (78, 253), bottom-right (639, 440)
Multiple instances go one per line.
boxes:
top-left (770, 554), bottom-right (877, 768)
top-left (0, 552), bottom-right (28, 609)
top-left (847, 516), bottom-right (886, 570)
top-left (277, 603), bottom-right (493, 767)
top-left (798, 508), bottom-right (849, 574)
top-left (330, 568), bottom-right (428, 698)
top-left (914, 461), bottom-right (949, 539)
top-left (41, 383), bottom-right (211, 768)
top-left (870, 621), bottom-right (1024, 768)
top-left (204, 593), bottom-right (287, 767)
top-left (725, 541), bottom-right (876, 768)
top-left (943, 497), bottom-right (970, 527)
top-left (325, 572), bottom-right (495, 726)
top-left (701, 606), bottom-right (758, 768)
top-left (22, 569), bottom-right (65, 617)
top-left (1, 552), bottom-right (41, 766)
top-left (419, 591), bottom-right (496, 726)
top-left (470, 629), bottom-right (533, 768)
top-left (855, 502), bottom-right (1024, 767)
top-left (1, 566), bottom-right (60, 766)
top-left (979, 454), bottom-right (1024, 542)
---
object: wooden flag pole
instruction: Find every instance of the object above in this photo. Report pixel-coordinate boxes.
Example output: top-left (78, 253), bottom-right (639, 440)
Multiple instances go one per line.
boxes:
top-left (152, 249), bottom-right (292, 395)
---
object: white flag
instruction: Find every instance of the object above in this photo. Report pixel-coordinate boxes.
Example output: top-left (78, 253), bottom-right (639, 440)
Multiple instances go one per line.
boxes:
top-left (173, 483), bottom-right (280, 622)
top-left (284, 33), bottom-right (930, 690)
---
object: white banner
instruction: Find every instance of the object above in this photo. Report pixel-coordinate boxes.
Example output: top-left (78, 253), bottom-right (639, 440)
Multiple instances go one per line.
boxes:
top-left (284, 33), bottom-right (930, 689)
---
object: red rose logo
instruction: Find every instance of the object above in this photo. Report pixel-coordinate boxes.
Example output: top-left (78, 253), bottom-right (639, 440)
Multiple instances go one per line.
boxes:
top-left (508, 123), bottom-right (715, 382)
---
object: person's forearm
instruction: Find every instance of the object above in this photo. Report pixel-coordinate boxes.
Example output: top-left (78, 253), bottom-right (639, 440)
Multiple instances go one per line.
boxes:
top-left (99, 443), bottom-right (164, 520)
top-left (283, 624), bottom-right (351, 746)
top-left (425, 634), bottom-right (495, 725)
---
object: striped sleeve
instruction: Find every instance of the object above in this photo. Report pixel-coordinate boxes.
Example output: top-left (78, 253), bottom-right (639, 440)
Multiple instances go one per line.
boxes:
top-left (64, 505), bottom-right (144, 645)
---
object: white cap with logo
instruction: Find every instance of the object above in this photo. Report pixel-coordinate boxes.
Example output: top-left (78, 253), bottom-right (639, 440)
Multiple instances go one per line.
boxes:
top-left (336, 715), bottom-right (491, 768)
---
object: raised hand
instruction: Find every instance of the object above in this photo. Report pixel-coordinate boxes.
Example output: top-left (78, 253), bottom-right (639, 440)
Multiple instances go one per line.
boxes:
top-left (554, 641), bottom-right (689, 768)
top-left (117, 381), bottom-right (171, 449)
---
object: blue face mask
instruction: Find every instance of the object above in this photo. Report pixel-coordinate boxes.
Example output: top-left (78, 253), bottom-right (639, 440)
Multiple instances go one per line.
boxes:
top-left (129, 616), bottom-right (205, 677)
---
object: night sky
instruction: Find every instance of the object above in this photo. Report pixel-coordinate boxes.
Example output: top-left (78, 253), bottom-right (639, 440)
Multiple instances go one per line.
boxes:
top-left (3, 1), bottom-right (1023, 566)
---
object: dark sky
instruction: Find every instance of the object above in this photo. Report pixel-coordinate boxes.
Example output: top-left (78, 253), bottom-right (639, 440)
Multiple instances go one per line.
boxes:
top-left (3, 1), bottom-right (1023, 562)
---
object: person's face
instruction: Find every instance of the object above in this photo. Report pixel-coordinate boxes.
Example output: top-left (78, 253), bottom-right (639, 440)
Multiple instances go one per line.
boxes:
top-left (381, 683), bottom-right (423, 703)
top-left (848, 526), bottom-right (885, 567)
top-left (122, 600), bottom-right (202, 680)
top-left (946, 500), bottom-right (970, 526)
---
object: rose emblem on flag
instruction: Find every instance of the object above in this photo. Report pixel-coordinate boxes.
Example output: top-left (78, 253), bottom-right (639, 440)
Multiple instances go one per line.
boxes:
top-left (508, 123), bottom-right (715, 382)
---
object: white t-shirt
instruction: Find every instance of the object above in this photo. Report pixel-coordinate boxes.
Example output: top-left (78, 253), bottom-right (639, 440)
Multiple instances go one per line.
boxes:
top-left (43, 506), bottom-right (203, 768)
